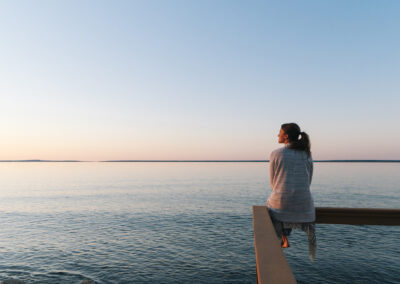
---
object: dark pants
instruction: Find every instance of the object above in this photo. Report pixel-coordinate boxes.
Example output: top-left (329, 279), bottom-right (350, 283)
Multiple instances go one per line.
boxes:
top-left (268, 209), bottom-right (292, 237)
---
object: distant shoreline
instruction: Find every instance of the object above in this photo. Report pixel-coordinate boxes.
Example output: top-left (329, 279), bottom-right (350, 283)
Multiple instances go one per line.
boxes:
top-left (1, 160), bottom-right (400, 163)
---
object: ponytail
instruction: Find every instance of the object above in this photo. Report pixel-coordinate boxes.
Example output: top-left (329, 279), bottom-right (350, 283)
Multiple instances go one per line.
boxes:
top-left (291, 131), bottom-right (311, 157)
top-left (281, 123), bottom-right (311, 157)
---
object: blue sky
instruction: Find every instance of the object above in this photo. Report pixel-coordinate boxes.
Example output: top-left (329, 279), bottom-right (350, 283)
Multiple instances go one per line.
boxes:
top-left (0, 0), bottom-right (399, 160)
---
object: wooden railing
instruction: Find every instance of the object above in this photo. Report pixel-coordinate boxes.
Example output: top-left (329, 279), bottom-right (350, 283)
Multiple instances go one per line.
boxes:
top-left (315, 207), bottom-right (400, 225)
top-left (253, 206), bottom-right (400, 284)
top-left (253, 206), bottom-right (296, 284)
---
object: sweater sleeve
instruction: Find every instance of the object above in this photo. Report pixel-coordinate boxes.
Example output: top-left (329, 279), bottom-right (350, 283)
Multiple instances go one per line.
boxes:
top-left (269, 152), bottom-right (275, 189)
top-left (308, 158), bottom-right (313, 185)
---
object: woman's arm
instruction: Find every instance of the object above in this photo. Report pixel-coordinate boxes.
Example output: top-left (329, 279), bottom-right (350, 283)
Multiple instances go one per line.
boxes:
top-left (269, 153), bottom-right (275, 189)
top-left (309, 158), bottom-right (313, 185)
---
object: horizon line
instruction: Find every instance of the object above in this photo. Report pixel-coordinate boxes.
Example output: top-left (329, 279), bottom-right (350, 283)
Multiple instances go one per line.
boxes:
top-left (1, 159), bottom-right (400, 163)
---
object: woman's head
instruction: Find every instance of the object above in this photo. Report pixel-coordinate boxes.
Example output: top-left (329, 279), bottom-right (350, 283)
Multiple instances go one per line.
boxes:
top-left (279, 123), bottom-right (311, 157)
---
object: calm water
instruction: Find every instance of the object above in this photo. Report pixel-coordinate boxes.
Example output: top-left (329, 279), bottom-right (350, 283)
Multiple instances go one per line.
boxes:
top-left (0, 162), bottom-right (399, 283)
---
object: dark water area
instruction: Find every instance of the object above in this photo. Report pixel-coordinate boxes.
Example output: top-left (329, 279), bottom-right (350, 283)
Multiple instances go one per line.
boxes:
top-left (0, 162), bottom-right (399, 283)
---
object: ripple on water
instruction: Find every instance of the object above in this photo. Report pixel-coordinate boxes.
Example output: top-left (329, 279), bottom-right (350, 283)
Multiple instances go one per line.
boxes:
top-left (0, 163), bottom-right (399, 283)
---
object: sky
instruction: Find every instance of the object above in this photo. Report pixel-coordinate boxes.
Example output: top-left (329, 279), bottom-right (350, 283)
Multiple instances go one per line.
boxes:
top-left (0, 0), bottom-right (399, 160)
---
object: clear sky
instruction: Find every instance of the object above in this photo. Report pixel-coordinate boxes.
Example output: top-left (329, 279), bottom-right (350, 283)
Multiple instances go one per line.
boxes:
top-left (1, 0), bottom-right (399, 160)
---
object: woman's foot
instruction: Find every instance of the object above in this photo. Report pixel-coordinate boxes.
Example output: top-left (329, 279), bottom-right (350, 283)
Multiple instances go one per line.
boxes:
top-left (281, 235), bottom-right (290, 248)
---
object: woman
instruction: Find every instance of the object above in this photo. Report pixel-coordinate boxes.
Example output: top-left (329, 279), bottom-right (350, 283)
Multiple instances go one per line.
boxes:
top-left (267, 123), bottom-right (316, 261)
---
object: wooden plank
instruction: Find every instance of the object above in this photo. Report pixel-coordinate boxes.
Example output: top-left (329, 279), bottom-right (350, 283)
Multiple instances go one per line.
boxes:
top-left (252, 206), bottom-right (400, 283)
top-left (316, 207), bottom-right (400, 225)
top-left (253, 206), bottom-right (297, 284)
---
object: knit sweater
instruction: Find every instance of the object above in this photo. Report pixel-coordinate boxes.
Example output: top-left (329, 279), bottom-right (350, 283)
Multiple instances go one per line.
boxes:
top-left (267, 146), bottom-right (315, 222)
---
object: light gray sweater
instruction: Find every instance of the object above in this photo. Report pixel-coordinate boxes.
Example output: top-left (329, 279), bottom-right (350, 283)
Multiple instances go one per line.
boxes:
top-left (267, 146), bottom-right (315, 222)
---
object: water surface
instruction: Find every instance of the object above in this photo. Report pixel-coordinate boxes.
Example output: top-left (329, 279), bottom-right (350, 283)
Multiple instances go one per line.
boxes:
top-left (0, 162), bottom-right (399, 283)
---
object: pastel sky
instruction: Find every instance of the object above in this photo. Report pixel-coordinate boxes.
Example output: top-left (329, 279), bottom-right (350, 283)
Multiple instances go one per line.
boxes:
top-left (1, 0), bottom-right (399, 160)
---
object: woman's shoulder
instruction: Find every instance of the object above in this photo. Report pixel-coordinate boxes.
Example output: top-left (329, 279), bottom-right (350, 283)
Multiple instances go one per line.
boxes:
top-left (276, 146), bottom-right (310, 160)
top-left (270, 147), bottom-right (285, 159)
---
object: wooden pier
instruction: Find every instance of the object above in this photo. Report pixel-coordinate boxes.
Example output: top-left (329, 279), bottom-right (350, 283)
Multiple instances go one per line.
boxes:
top-left (252, 206), bottom-right (400, 284)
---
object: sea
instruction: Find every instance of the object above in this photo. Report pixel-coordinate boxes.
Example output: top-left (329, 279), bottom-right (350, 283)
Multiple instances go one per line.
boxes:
top-left (0, 162), bottom-right (399, 284)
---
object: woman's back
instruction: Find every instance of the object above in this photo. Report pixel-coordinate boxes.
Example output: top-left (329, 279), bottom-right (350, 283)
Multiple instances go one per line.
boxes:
top-left (267, 146), bottom-right (315, 222)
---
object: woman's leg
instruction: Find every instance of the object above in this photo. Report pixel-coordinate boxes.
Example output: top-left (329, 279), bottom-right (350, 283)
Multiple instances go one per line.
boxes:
top-left (267, 209), bottom-right (291, 248)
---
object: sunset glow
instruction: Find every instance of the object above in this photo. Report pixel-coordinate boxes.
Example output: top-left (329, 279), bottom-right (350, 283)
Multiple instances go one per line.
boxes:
top-left (1, 1), bottom-right (399, 160)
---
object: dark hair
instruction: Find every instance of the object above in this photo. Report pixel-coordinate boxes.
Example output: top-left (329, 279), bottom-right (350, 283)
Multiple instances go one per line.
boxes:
top-left (281, 123), bottom-right (311, 157)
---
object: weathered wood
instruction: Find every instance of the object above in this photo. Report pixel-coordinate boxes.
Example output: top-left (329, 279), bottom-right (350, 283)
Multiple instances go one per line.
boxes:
top-left (316, 207), bottom-right (400, 225)
top-left (253, 206), bottom-right (297, 284)
top-left (253, 206), bottom-right (400, 283)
